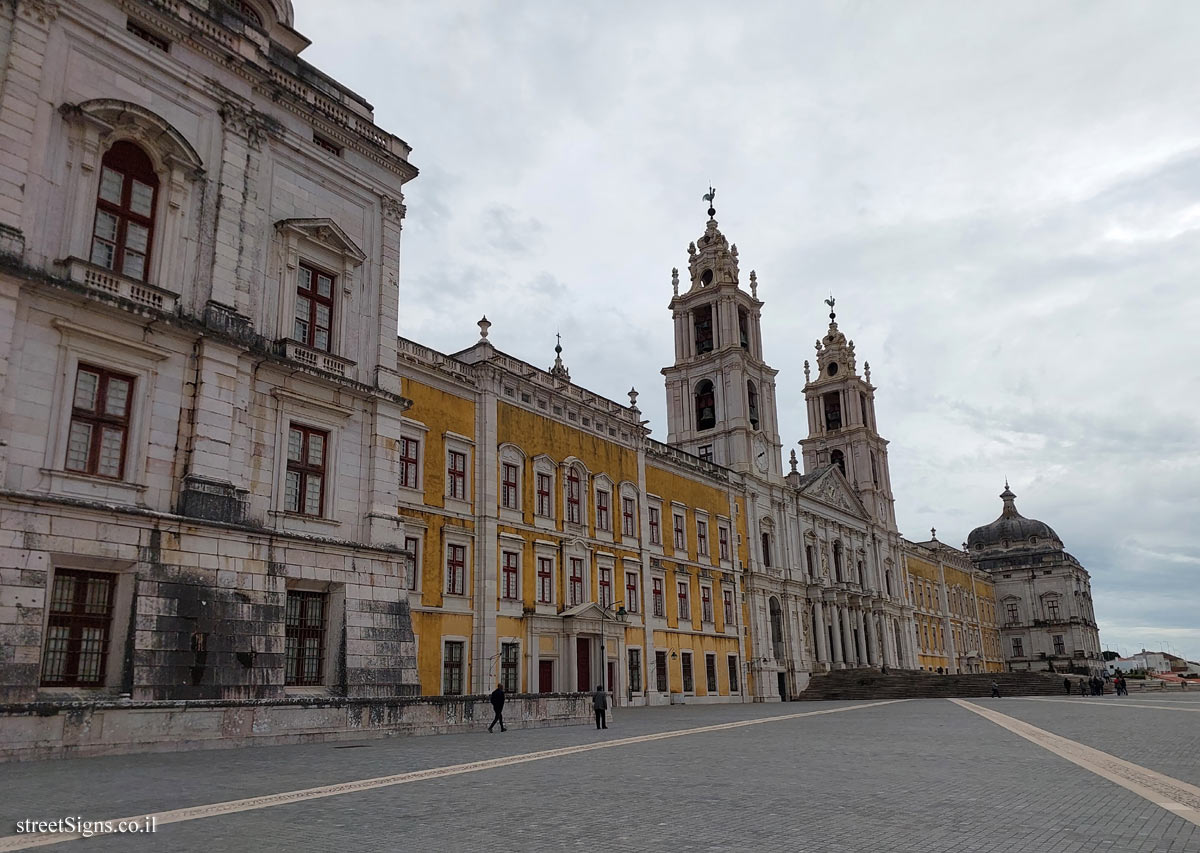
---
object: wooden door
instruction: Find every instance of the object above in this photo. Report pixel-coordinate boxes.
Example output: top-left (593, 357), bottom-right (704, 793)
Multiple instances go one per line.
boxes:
top-left (539, 660), bottom-right (553, 693)
top-left (576, 638), bottom-right (591, 692)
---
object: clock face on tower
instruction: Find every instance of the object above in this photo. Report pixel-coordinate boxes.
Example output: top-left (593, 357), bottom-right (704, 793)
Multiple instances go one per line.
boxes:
top-left (753, 437), bottom-right (769, 473)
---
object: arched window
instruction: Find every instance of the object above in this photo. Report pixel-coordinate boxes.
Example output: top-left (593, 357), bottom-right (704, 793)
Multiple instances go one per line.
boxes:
top-left (832, 541), bottom-right (844, 582)
top-left (91, 141), bottom-right (158, 281)
top-left (747, 380), bottom-right (759, 429)
top-left (694, 379), bottom-right (716, 431)
top-left (236, 0), bottom-right (264, 26)
top-left (831, 449), bottom-right (845, 476)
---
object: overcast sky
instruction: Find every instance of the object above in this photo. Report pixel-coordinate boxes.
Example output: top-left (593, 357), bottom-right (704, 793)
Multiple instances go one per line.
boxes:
top-left (296, 1), bottom-right (1200, 662)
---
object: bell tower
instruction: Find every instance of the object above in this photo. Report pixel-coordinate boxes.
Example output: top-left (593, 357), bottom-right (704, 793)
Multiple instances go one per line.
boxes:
top-left (661, 191), bottom-right (782, 479)
top-left (798, 299), bottom-right (897, 528)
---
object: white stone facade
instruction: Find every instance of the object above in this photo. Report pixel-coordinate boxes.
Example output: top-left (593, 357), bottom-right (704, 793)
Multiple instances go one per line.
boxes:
top-left (0, 0), bottom-right (418, 705)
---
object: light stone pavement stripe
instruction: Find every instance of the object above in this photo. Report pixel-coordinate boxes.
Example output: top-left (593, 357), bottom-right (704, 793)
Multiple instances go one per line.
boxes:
top-left (1019, 697), bottom-right (1200, 713)
top-left (0, 699), bottom-right (906, 851)
top-left (952, 698), bottom-right (1200, 827)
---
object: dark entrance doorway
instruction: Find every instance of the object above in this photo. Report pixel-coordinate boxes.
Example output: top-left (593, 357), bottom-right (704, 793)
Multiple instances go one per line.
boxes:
top-left (778, 672), bottom-right (788, 701)
top-left (576, 638), bottom-right (591, 692)
top-left (539, 660), bottom-right (553, 693)
top-left (607, 661), bottom-right (617, 697)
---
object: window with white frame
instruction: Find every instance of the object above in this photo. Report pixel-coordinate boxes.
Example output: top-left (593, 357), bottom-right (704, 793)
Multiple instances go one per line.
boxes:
top-left (596, 488), bottom-right (610, 531)
top-left (285, 425), bottom-right (328, 516)
top-left (65, 365), bottom-right (134, 479)
top-left (399, 437), bottom-right (421, 490)
top-left (625, 571), bottom-right (639, 613)
top-left (403, 535), bottom-right (421, 591)
top-left (91, 141), bottom-right (158, 281)
top-left (294, 262), bottom-right (336, 353)
top-left (599, 565), bottom-right (613, 608)
top-left (648, 506), bottom-right (661, 545)
top-left (501, 551), bottom-right (520, 601)
top-left (500, 642), bottom-right (519, 692)
top-left (622, 496), bottom-right (636, 537)
top-left (701, 585), bottom-right (713, 622)
top-left (537, 556), bottom-right (554, 604)
top-left (673, 513), bottom-right (686, 550)
top-left (569, 557), bottom-right (585, 606)
top-left (501, 462), bottom-right (519, 510)
top-left (273, 218), bottom-right (365, 358)
top-left (447, 450), bottom-right (467, 501)
top-left (443, 640), bottom-right (465, 694)
top-left (446, 544), bottom-right (466, 596)
top-left (728, 655), bottom-right (740, 693)
top-left (652, 577), bottom-right (664, 617)
top-left (536, 471), bottom-right (553, 517)
top-left (705, 653), bottom-right (718, 693)
top-left (696, 519), bottom-right (709, 557)
top-left (681, 651), bottom-right (694, 692)
top-left (566, 467), bottom-right (583, 524)
top-left (718, 524), bottom-right (730, 561)
top-left (723, 588), bottom-right (735, 625)
top-left (677, 581), bottom-right (690, 621)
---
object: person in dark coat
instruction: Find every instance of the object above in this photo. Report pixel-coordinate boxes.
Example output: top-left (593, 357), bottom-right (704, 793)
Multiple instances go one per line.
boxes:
top-left (1063, 677), bottom-right (1072, 695)
top-left (592, 684), bottom-right (608, 729)
top-left (488, 682), bottom-right (507, 733)
top-left (990, 680), bottom-right (1000, 698)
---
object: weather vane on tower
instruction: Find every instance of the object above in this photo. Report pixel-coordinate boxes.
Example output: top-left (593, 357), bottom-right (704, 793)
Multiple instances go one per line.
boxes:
top-left (702, 186), bottom-right (717, 218)
top-left (825, 294), bottom-right (836, 322)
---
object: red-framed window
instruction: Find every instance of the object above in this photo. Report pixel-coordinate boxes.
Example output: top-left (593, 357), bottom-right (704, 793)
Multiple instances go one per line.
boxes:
top-left (443, 640), bottom-right (464, 695)
top-left (536, 472), bottom-right (552, 516)
top-left (447, 451), bottom-right (467, 500)
top-left (501, 551), bottom-right (519, 600)
top-left (65, 365), bottom-right (134, 480)
top-left (446, 544), bottom-right (466, 595)
top-left (673, 514), bottom-right (686, 550)
top-left (403, 536), bottom-right (420, 591)
top-left (652, 577), bottom-right (664, 617)
top-left (501, 463), bottom-right (519, 509)
top-left (294, 262), bottom-right (336, 352)
top-left (537, 557), bottom-right (553, 603)
top-left (91, 141), bottom-right (157, 282)
top-left (500, 642), bottom-right (519, 693)
top-left (569, 557), bottom-right (584, 606)
top-left (677, 581), bottom-right (690, 620)
top-left (625, 572), bottom-right (639, 613)
top-left (284, 590), bottom-right (326, 686)
top-left (622, 497), bottom-right (636, 537)
top-left (596, 489), bottom-right (610, 530)
top-left (566, 470), bottom-right (581, 524)
top-left (599, 566), bottom-right (612, 608)
top-left (697, 520), bottom-right (709, 556)
top-left (648, 507), bottom-right (661, 545)
top-left (719, 526), bottom-right (730, 561)
top-left (285, 425), bottom-right (328, 516)
top-left (701, 586), bottom-right (713, 622)
top-left (40, 569), bottom-right (115, 687)
top-left (723, 588), bottom-right (734, 625)
top-left (399, 437), bottom-right (420, 489)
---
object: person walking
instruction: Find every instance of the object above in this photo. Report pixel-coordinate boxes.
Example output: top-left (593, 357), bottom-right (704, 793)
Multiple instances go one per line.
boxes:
top-left (487, 682), bottom-right (507, 733)
top-left (1063, 677), bottom-right (1071, 695)
top-left (990, 680), bottom-right (1000, 698)
top-left (592, 684), bottom-right (608, 729)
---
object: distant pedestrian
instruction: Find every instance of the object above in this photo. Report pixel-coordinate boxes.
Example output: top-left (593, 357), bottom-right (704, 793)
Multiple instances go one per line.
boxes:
top-left (990, 680), bottom-right (1000, 698)
top-left (593, 684), bottom-right (608, 729)
top-left (1063, 677), bottom-right (1071, 695)
top-left (1079, 679), bottom-right (1088, 697)
top-left (488, 682), bottom-right (507, 733)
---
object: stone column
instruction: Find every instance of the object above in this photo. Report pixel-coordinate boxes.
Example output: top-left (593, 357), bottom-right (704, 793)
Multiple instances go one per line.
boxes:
top-left (812, 600), bottom-right (829, 670)
top-left (854, 609), bottom-right (869, 663)
top-left (829, 603), bottom-right (844, 668)
top-left (864, 610), bottom-right (878, 666)
top-left (841, 606), bottom-right (857, 666)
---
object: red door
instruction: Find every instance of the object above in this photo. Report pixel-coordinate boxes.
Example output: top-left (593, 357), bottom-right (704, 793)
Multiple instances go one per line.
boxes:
top-left (538, 660), bottom-right (553, 693)
top-left (576, 638), bottom-right (591, 692)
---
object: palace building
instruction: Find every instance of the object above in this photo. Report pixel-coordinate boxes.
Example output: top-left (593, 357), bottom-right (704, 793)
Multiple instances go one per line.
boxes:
top-left (0, 0), bottom-right (1102, 748)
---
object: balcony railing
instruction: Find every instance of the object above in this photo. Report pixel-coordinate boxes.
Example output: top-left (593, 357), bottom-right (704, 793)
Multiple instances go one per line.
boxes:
top-left (280, 339), bottom-right (356, 378)
top-left (63, 258), bottom-right (177, 313)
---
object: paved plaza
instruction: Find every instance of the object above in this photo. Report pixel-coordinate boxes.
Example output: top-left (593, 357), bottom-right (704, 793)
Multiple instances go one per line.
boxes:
top-left (3, 694), bottom-right (1200, 852)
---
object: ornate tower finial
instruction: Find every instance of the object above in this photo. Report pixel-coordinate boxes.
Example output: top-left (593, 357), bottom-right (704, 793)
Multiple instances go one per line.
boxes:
top-left (549, 332), bottom-right (570, 381)
top-left (477, 315), bottom-right (491, 341)
top-left (702, 185), bottom-right (717, 218)
top-left (825, 294), bottom-right (836, 323)
top-left (789, 448), bottom-right (798, 474)
top-left (749, 269), bottom-right (758, 298)
top-left (864, 361), bottom-right (871, 383)
top-left (628, 387), bottom-right (639, 409)
top-left (671, 267), bottom-right (679, 297)
top-left (931, 527), bottom-right (937, 541)
top-left (803, 359), bottom-right (811, 382)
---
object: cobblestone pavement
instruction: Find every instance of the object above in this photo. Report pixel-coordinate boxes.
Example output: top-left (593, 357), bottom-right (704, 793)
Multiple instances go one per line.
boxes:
top-left (3, 697), bottom-right (1199, 852)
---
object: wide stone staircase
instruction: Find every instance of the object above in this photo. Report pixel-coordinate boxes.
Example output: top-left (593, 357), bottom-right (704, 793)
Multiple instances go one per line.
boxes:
top-left (797, 668), bottom-right (1078, 701)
